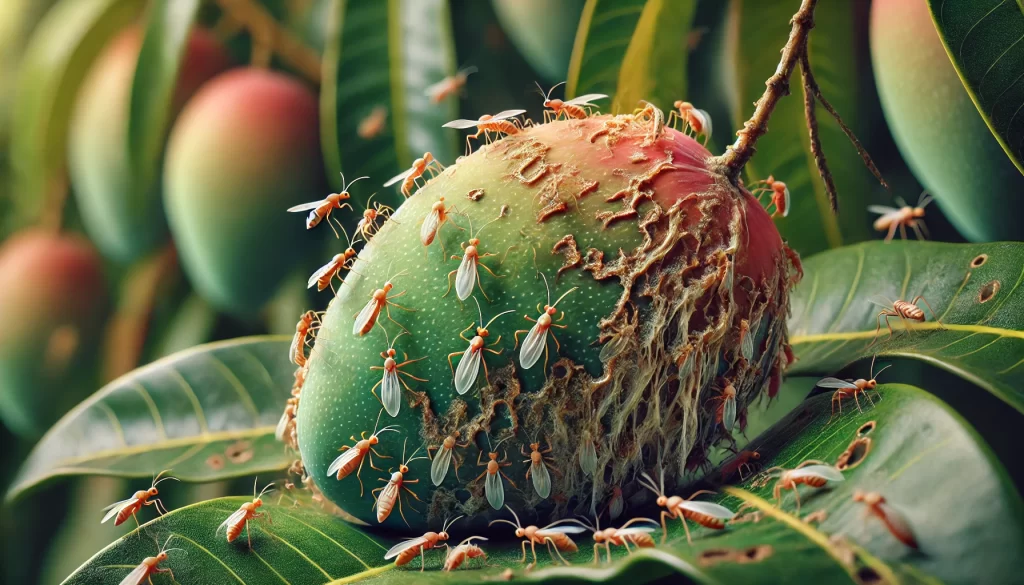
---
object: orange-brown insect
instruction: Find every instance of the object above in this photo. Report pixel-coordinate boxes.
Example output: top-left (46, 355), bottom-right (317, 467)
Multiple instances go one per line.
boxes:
top-left (668, 101), bottom-right (712, 144)
top-left (102, 470), bottom-right (177, 528)
top-left (708, 382), bottom-right (738, 432)
top-left (816, 355), bottom-right (890, 421)
top-left (514, 274), bottom-right (578, 371)
top-left (384, 515), bottom-right (463, 571)
top-left (358, 105), bottom-right (389, 139)
top-left (218, 480), bottom-right (275, 549)
top-left (353, 269), bottom-right (414, 335)
top-left (853, 490), bottom-right (918, 549)
top-left (869, 295), bottom-right (942, 343)
top-left (633, 100), bottom-right (666, 142)
top-left (287, 174), bottom-right (364, 237)
top-left (869, 192), bottom-right (932, 242)
top-left (370, 329), bottom-right (428, 418)
top-left (489, 505), bottom-right (586, 569)
top-left (355, 195), bottom-right (396, 242)
top-left (420, 196), bottom-right (463, 251)
top-left (522, 440), bottom-right (560, 499)
top-left (737, 318), bottom-right (755, 361)
top-left (444, 109), bottom-right (527, 153)
top-left (445, 217), bottom-right (502, 301)
top-left (327, 408), bottom-right (398, 496)
top-left (426, 66), bottom-right (477, 103)
top-left (443, 536), bottom-right (488, 571)
top-left (751, 175), bottom-right (790, 218)
top-left (307, 248), bottom-right (358, 294)
top-left (449, 299), bottom-right (514, 395)
top-left (275, 396), bottom-right (299, 445)
top-left (719, 449), bottom-right (761, 482)
top-left (638, 470), bottom-right (735, 544)
top-left (117, 536), bottom-right (182, 585)
top-left (429, 430), bottom-right (471, 486)
top-left (289, 310), bottom-right (321, 366)
top-left (568, 516), bottom-right (659, 564)
top-left (537, 82), bottom-right (607, 122)
top-left (372, 439), bottom-right (428, 527)
top-left (762, 460), bottom-right (844, 513)
top-left (384, 152), bottom-right (445, 197)
top-left (474, 436), bottom-right (516, 510)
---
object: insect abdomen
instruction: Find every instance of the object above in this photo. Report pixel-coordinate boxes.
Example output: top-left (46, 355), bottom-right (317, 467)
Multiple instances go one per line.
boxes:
top-left (226, 520), bottom-right (244, 542)
top-left (395, 545), bottom-right (424, 566)
top-left (114, 500), bottom-right (142, 526)
top-left (683, 509), bottom-right (727, 529)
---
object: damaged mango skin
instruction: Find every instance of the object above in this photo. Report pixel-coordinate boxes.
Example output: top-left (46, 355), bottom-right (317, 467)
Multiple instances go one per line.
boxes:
top-left (296, 114), bottom-right (793, 532)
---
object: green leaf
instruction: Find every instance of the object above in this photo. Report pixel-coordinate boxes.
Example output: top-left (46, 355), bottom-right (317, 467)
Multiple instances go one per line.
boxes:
top-left (321, 0), bottom-right (458, 200)
top-left (567, 0), bottom-right (695, 113)
top-left (727, 0), bottom-right (885, 256)
top-left (126, 0), bottom-right (202, 198)
top-left (61, 383), bottom-right (1022, 584)
top-left (788, 240), bottom-right (1024, 413)
top-left (9, 0), bottom-right (144, 224)
top-left (6, 337), bottom-right (295, 502)
top-left (927, 0), bottom-right (1024, 175)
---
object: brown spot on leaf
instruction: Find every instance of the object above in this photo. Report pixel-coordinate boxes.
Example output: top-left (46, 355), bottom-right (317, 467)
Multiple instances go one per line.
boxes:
top-left (466, 188), bottom-right (485, 201)
top-left (857, 567), bottom-right (885, 585)
top-left (970, 254), bottom-right (987, 268)
top-left (698, 545), bottom-right (773, 566)
top-left (226, 440), bottom-right (254, 464)
top-left (738, 544), bottom-right (773, 563)
top-left (206, 454), bottom-right (225, 470)
top-left (979, 280), bottom-right (999, 303)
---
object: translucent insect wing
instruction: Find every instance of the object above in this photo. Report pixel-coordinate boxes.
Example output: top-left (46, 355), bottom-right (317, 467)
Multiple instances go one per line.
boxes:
top-left (217, 507), bottom-right (248, 535)
top-left (599, 334), bottom-right (628, 362)
top-left (722, 395), bottom-right (737, 431)
top-left (878, 501), bottom-right (918, 547)
top-left (678, 500), bottom-right (735, 519)
top-left (579, 440), bottom-right (597, 476)
top-left (327, 448), bottom-right (362, 478)
top-left (867, 205), bottom-right (899, 215)
top-left (430, 446), bottom-right (454, 486)
top-left (384, 169), bottom-right (413, 187)
top-left (275, 410), bottom-right (290, 441)
top-left (539, 525), bottom-right (588, 535)
top-left (101, 497), bottom-right (136, 523)
top-left (353, 298), bottom-right (380, 335)
top-left (741, 330), bottom-right (754, 361)
top-left (696, 108), bottom-right (712, 139)
top-left (616, 526), bottom-right (656, 536)
top-left (454, 345), bottom-right (481, 395)
top-left (816, 377), bottom-right (857, 389)
top-left (420, 209), bottom-right (441, 245)
top-left (455, 254), bottom-right (477, 300)
top-left (307, 261), bottom-right (335, 289)
top-left (531, 458), bottom-right (551, 498)
top-left (424, 78), bottom-right (451, 97)
top-left (117, 563), bottom-right (150, 585)
top-left (565, 93), bottom-right (608, 105)
top-left (780, 184), bottom-right (790, 217)
top-left (376, 481), bottom-right (399, 521)
top-left (381, 369), bottom-right (402, 417)
top-left (385, 536), bottom-right (430, 559)
top-left (485, 469), bottom-right (505, 510)
top-left (287, 200), bottom-right (323, 213)
top-left (442, 119), bottom-right (482, 129)
top-left (792, 465), bottom-right (845, 482)
top-left (609, 492), bottom-right (623, 520)
top-left (519, 322), bottom-right (547, 370)
top-left (288, 333), bottom-right (304, 365)
top-left (491, 109), bottom-right (527, 120)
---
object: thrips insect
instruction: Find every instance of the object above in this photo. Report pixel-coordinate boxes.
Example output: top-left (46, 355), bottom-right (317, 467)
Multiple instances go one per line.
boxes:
top-left (217, 479), bottom-right (275, 549)
top-left (816, 355), bottom-right (890, 421)
top-left (370, 329), bottom-right (427, 418)
top-left (372, 439), bottom-right (428, 527)
top-left (514, 274), bottom-right (578, 371)
top-left (287, 173), bottom-right (364, 237)
top-left (522, 440), bottom-right (560, 498)
top-left (384, 152), bottom-right (445, 197)
top-left (852, 490), bottom-right (918, 549)
top-left (449, 299), bottom-right (514, 395)
top-left (869, 192), bottom-right (932, 242)
top-left (117, 535), bottom-right (183, 585)
top-left (537, 82), bottom-right (607, 122)
top-left (474, 435), bottom-right (516, 510)
top-left (638, 470), bottom-right (735, 544)
top-left (384, 515), bottom-right (463, 571)
top-left (429, 431), bottom-right (471, 486)
top-left (327, 409), bottom-right (397, 496)
top-left (101, 470), bottom-right (177, 528)
top-left (762, 460), bottom-right (845, 513)
top-left (489, 505), bottom-right (586, 569)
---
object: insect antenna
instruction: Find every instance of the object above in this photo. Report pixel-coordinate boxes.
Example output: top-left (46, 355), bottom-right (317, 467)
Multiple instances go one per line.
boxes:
top-left (540, 272), bottom-right (552, 306)
top-left (492, 505), bottom-right (524, 529)
top-left (152, 470), bottom-right (178, 488)
top-left (484, 308), bottom-right (516, 331)
top-left (442, 514), bottom-right (465, 533)
top-left (637, 472), bottom-right (662, 496)
top-left (551, 286), bottom-right (579, 309)
top-left (257, 482), bottom-right (276, 500)
top-left (405, 444), bottom-right (429, 465)
top-left (340, 173), bottom-right (370, 194)
top-left (473, 297), bottom-right (486, 329)
top-left (455, 535), bottom-right (488, 548)
top-left (545, 81), bottom-right (567, 101)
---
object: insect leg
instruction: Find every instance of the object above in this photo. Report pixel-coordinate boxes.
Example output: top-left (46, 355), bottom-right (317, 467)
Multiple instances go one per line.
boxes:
top-left (679, 515), bottom-right (693, 545)
top-left (884, 221), bottom-right (899, 243)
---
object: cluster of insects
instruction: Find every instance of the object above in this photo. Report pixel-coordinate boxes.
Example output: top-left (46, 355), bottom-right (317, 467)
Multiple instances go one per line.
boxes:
top-left (269, 77), bottom-right (938, 576)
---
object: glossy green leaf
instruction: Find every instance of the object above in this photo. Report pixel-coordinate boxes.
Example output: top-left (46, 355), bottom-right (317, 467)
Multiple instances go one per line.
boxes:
top-left (321, 0), bottom-right (458, 202)
top-left (9, 0), bottom-right (144, 224)
top-left (928, 0), bottom-right (1024, 175)
top-left (567, 0), bottom-right (695, 113)
top-left (727, 0), bottom-right (885, 256)
top-left (788, 241), bottom-right (1024, 413)
top-left (61, 383), bottom-right (1021, 584)
top-left (6, 337), bottom-right (295, 502)
top-left (127, 0), bottom-right (202, 197)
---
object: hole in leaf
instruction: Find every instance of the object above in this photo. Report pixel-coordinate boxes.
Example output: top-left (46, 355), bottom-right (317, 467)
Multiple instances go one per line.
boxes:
top-left (698, 548), bottom-right (733, 563)
top-left (553, 365), bottom-right (568, 378)
top-left (970, 254), bottom-right (988, 268)
top-left (857, 566), bottom-right (884, 585)
top-left (836, 437), bottom-right (872, 471)
top-left (979, 280), bottom-right (1000, 303)
top-left (738, 544), bottom-right (773, 563)
top-left (857, 421), bottom-right (876, 437)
